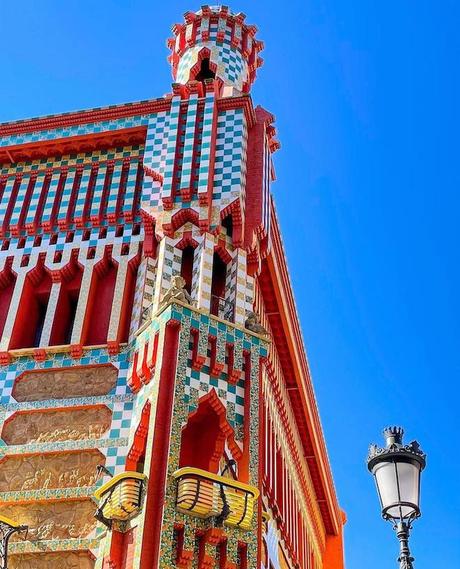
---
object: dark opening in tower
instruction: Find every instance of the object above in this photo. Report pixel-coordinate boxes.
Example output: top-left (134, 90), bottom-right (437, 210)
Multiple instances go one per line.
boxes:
top-left (210, 252), bottom-right (227, 317)
top-left (195, 58), bottom-right (215, 82)
top-left (180, 245), bottom-right (195, 294)
top-left (222, 214), bottom-right (233, 238)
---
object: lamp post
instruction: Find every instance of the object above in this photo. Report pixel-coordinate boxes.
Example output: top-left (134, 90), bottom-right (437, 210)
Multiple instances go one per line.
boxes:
top-left (367, 426), bottom-right (426, 569)
top-left (0, 516), bottom-right (27, 569)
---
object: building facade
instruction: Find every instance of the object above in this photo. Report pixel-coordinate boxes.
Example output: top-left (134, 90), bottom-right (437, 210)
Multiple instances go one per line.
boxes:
top-left (0, 6), bottom-right (345, 569)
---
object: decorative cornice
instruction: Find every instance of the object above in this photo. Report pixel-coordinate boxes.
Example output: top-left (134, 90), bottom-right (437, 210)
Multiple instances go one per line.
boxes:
top-left (0, 98), bottom-right (171, 138)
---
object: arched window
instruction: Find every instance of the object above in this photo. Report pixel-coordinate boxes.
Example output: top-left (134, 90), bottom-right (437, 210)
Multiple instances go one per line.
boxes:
top-left (179, 398), bottom-right (223, 473)
top-left (10, 264), bottom-right (52, 349)
top-left (195, 58), bottom-right (215, 82)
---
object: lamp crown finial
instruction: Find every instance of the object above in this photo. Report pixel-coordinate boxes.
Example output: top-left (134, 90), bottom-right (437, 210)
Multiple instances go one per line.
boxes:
top-left (383, 426), bottom-right (404, 446)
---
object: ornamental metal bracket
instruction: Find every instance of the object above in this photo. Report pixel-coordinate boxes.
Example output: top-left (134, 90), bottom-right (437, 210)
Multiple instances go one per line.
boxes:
top-left (0, 516), bottom-right (28, 569)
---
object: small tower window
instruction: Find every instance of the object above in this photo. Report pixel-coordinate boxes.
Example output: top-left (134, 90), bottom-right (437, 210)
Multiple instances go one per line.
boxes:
top-left (180, 245), bottom-right (195, 294)
top-left (210, 252), bottom-right (228, 318)
top-left (195, 58), bottom-right (215, 82)
top-left (222, 214), bottom-right (233, 238)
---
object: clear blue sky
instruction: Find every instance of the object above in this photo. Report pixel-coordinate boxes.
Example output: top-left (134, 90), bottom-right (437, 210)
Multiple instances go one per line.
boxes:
top-left (1, 1), bottom-right (458, 567)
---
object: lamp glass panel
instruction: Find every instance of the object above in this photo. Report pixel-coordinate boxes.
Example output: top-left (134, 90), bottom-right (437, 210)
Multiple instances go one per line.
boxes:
top-left (373, 460), bottom-right (420, 519)
top-left (395, 461), bottom-right (420, 517)
top-left (373, 461), bottom-right (398, 510)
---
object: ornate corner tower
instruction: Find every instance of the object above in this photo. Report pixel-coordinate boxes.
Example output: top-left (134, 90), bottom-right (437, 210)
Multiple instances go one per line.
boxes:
top-left (0, 5), bottom-right (345, 569)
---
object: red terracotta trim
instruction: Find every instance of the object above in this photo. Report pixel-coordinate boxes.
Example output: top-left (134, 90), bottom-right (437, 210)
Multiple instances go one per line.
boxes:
top-left (141, 318), bottom-right (180, 569)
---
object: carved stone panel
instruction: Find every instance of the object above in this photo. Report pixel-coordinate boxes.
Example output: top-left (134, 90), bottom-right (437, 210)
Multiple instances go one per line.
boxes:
top-left (9, 551), bottom-right (95, 569)
top-left (13, 364), bottom-right (118, 402)
top-left (0, 450), bottom-right (105, 492)
top-left (2, 406), bottom-right (112, 445)
top-left (3, 499), bottom-right (97, 540)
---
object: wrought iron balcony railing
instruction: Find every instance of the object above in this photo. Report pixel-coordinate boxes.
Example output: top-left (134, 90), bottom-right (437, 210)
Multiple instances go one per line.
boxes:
top-left (94, 471), bottom-right (147, 529)
top-left (173, 467), bottom-right (259, 531)
top-left (210, 295), bottom-right (235, 322)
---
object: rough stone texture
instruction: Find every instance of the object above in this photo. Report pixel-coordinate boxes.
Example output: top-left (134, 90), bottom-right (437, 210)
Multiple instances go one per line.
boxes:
top-left (3, 499), bottom-right (96, 540)
top-left (9, 551), bottom-right (95, 569)
top-left (13, 365), bottom-right (118, 402)
top-left (0, 450), bottom-right (105, 491)
top-left (1, 406), bottom-right (112, 445)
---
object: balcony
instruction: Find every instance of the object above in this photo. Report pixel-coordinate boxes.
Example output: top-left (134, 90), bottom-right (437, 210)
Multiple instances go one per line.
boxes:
top-left (173, 467), bottom-right (259, 531)
top-left (93, 471), bottom-right (147, 529)
top-left (210, 295), bottom-right (235, 322)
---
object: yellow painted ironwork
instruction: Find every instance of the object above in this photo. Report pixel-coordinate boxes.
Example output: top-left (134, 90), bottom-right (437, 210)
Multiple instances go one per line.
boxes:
top-left (173, 467), bottom-right (259, 531)
top-left (0, 516), bottom-right (20, 530)
top-left (94, 471), bottom-right (147, 522)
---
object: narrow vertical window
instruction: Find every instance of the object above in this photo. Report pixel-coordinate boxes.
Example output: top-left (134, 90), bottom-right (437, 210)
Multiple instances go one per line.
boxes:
top-left (82, 256), bottom-right (118, 346)
top-left (49, 263), bottom-right (83, 346)
top-left (210, 252), bottom-right (228, 317)
top-left (10, 265), bottom-right (52, 349)
top-left (180, 245), bottom-right (195, 294)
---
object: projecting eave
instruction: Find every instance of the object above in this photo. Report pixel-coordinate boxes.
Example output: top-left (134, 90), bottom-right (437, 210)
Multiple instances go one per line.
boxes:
top-left (259, 198), bottom-right (343, 536)
top-left (0, 97), bottom-right (170, 134)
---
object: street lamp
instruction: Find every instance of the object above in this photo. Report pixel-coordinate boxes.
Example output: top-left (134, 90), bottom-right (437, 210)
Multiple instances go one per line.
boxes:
top-left (367, 426), bottom-right (426, 569)
top-left (0, 516), bottom-right (28, 569)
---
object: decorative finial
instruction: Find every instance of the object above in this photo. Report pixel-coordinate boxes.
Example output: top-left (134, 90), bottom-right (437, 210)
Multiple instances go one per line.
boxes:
top-left (383, 426), bottom-right (404, 447)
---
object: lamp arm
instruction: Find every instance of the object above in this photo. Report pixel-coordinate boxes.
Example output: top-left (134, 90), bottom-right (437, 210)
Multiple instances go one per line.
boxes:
top-left (395, 522), bottom-right (415, 569)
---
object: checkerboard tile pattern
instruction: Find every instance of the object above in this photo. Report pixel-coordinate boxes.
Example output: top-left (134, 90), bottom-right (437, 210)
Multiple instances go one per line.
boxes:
top-left (165, 303), bottom-right (268, 431)
top-left (197, 92), bottom-right (216, 197)
top-left (161, 97), bottom-right (181, 202)
top-left (179, 94), bottom-right (199, 194)
top-left (176, 43), bottom-right (248, 92)
top-left (143, 111), bottom-right (171, 211)
top-left (185, 364), bottom-right (245, 426)
top-left (9, 174), bottom-right (29, 228)
top-left (213, 108), bottom-right (248, 206)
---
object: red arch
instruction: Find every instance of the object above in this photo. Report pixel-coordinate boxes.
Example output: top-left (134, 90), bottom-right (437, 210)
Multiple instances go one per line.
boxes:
top-left (179, 390), bottom-right (242, 474)
top-left (172, 208), bottom-right (200, 232)
top-left (188, 47), bottom-right (218, 83)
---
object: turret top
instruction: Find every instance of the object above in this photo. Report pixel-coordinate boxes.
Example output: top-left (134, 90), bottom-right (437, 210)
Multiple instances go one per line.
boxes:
top-left (167, 5), bottom-right (264, 94)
